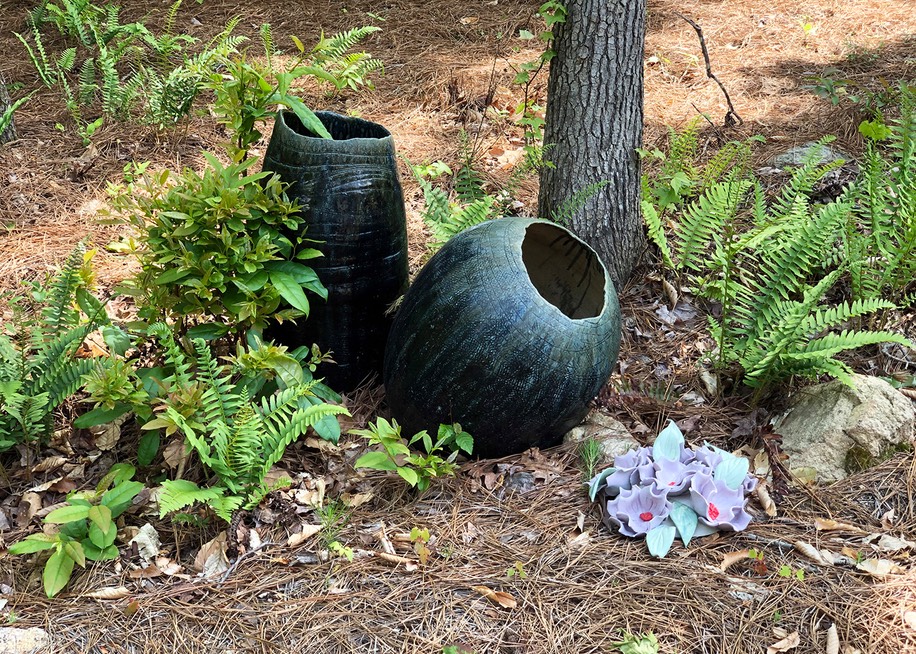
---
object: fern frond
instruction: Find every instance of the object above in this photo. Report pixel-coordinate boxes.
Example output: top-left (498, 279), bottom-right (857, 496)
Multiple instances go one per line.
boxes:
top-left (311, 26), bottom-right (381, 63)
top-left (158, 478), bottom-right (226, 517)
top-left (790, 329), bottom-right (912, 360)
top-left (675, 173), bottom-right (751, 273)
top-left (551, 180), bottom-right (611, 226)
top-left (259, 23), bottom-right (274, 68)
top-left (454, 132), bottom-right (486, 203)
top-left (192, 338), bottom-right (239, 427)
top-left (258, 402), bottom-right (348, 481)
top-left (642, 200), bottom-right (674, 270)
top-left (147, 323), bottom-right (193, 388)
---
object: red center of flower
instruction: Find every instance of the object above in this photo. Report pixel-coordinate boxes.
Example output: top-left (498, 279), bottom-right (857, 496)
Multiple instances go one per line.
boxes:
top-left (639, 512), bottom-right (653, 521)
top-left (708, 503), bottom-right (720, 520)
top-left (668, 481), bottom-right (676, 486)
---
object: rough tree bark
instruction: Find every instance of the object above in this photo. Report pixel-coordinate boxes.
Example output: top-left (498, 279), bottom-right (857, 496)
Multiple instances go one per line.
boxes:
top-left (537, 0), bottom-right (646, 288)
top-left (1, 75), bottom-right (18, 145)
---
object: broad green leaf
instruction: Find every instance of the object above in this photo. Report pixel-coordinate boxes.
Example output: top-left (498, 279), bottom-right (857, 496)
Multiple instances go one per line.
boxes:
top-left (100, 481), bottom-right (144, 517)
top-left (279, 96), bottom-right (332, 139)
top-left (73, 404), bottom-right (132, 429)
top-left (88, 519), bottom-right (117, 549)
top-left (87, 505), bottom-right (112, 532)
top-left (646, 524), bottom-right (677, 558)
top-left (102, 325), bottom-right (131, 356)
top-left (669, 502), bottom-right (699, 546)
top-left (295, 248), bottom-right (323, 260)
top-left (137, 431), bottom-right (160, 466)
top-left (43, 548), bottom-right (75, 597)
top-left (270, 271), bottom-right (310, 315)
top-left (186, 322), bottom-right (230, 340)
top-left (653, 420), bottom-right (684, 461)
top-left (63, 540), bottom-right (86, 567)
top-left (9, 533), bottom-right (59, 554)
top-left (354, 451), bottom-right (397, 471)
top-left (45, 504), bottom-right (92, 524)
top-left (153, 267), bottom-right (190, 285)
top-left (396, 467), bottom-right (419, 486)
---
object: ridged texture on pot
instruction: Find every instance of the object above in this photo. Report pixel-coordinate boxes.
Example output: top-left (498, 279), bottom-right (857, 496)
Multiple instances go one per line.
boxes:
top-left (384, 218), bottom-right (621, 458)
top-left (263, 110), bottom-right (409, 391)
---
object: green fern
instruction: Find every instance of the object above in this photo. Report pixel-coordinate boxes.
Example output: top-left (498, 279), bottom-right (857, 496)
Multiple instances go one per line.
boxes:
top-left (150, 329), bottom-right (350, 523)
top-left (847, 85), bottom-right (916, 306)
top-left (310, 26), bottom-right (383, 90)
top-left (0, 244), bottom-right (107, 451)
top-left (550, 180), bottom-right (611, 225)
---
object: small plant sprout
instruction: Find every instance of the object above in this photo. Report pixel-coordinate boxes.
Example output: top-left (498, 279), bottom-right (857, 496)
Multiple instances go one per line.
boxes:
top-left (506, 561), bottom-right (527, 580)
top-left (410, 527), bottom-right (431, 565)
top-left (589, 420), bottom-right (757, 558)
top-left (778, 565), bottom-right (805, 582)
top-left (353, 419), bottom-right (473, 492)
top-left (613, 630), bottom-right (660, 654)
top-left (9, 463), bottom-right (144, 597)
top-left (578, 437), bottom-right (602, 481)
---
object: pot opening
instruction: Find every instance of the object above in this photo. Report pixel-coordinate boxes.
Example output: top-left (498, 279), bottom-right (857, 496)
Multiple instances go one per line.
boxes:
top-left (521, 223), bottom-right (606, 319)
top-left (283, 110), bottom-right (391, 140)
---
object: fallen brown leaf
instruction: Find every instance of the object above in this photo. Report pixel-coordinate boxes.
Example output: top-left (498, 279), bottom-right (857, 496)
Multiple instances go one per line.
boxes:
top-left (855, 558), bottom-right (905, 576)
top-left (794, 541), bottom-right (827, 565)
top-left (720, 549), bottom-right (752, 572)
top-left (16, 492), bottom-right (42, 527)
top-left (766, 630), bottom-right (800, 654)
top-left (193, 531), bottom-right (228, 577)
top-left (903, 611), bottom-right (916, 631)
top-left (287, 524), bottom-right (322, 548)
top-left (756, 483), bottom-right (777, 517)
top-left (472, 586), bottom-right (517, 609)
top-left (826, 623), bottom-right (839, 654)
top-left (814, 518), bottom-right (864, 533)
top-left (31, 456), bottom-right (68, 474)
top-left (82, 586), bottom-right (131, 599)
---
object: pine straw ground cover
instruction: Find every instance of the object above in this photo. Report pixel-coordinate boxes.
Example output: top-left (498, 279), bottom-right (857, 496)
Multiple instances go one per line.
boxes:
top-left (1, 0), bottom-right (916, 651)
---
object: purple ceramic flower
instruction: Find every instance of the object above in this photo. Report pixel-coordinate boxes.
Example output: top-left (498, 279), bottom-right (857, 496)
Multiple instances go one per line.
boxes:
top-left (692, 445), bottom-right (724, 470)
top-left (606, 484), bottom-right (672, 537)
top-left (604, 446), bottom-right (654, 493)
top-left (742, 474), bottom-right (758, 495)
top-left (652, 457), bottom-right (693, 493)
top-left (688, 469), bottom-right (752, 531)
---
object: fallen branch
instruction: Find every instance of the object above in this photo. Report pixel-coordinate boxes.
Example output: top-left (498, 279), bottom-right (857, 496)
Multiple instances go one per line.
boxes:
top-left (676, 13), bottom-right (743, 127)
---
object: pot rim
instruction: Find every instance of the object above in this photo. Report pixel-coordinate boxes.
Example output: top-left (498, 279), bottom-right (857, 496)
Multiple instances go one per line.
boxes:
top-left (276, 108), bottom-right (394, 144)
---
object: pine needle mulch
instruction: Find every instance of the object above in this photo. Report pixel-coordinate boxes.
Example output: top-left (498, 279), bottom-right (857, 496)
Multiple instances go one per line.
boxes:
top-left (2, 447), bottom-right (913, 654)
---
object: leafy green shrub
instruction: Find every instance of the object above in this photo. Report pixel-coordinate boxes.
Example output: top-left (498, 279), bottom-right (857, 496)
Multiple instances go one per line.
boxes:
top-left (204, 24), bottom-right (383, 160)
top-left (9, 463), bottom-right (143, 597)
top-left (0, 244), bottom-right (110, 454)
top-left (353, 419), bottom-right (472, 491)
top-left (105, 155), bottom-right (326, 340)
top-left (148, 325), bottom-right (348, 522)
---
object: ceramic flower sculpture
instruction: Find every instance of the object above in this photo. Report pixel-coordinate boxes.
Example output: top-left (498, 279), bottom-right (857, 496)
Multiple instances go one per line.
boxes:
top-left (588, 420), bottom-right (757, 557)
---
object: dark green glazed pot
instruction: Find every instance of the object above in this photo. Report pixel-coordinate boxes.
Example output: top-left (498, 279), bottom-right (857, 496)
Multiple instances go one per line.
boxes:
top-left (263, 110), bottom-right (409, 391)
top-left (383, 218), bottom-right (621, 459)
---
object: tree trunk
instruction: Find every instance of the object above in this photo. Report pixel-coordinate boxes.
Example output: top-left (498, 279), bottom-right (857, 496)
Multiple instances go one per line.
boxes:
top-left (537, 0), bottom-right (646, 288)
top-left (1, 75), bottom-right (18, 145)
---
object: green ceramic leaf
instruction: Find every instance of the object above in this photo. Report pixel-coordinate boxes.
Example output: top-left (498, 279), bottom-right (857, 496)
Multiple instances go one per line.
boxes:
top-left (646, 525), bottom-right (677, 559)
top-left (714, 454), bottom-right (750, 490)
top-left (653, 420), bottom-right (684, 461)
top-left (669, 502), bottom-right (699, 546)
top-left (588, 467), bottom-right (617, 501)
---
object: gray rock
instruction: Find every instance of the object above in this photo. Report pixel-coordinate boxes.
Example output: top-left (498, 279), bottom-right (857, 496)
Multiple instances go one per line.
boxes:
top-left (771, 140), bottom-right (852, 168)
top-left (563, 412), bottom-right (639, 462)
top-left (0, 627), bottom-right (52, 653)
top-left (773, 374), bottom-right (916, 482)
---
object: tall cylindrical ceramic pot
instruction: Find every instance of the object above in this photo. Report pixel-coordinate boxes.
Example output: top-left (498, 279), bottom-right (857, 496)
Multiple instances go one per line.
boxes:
top-left (263, 109), bottom-right (409, 391)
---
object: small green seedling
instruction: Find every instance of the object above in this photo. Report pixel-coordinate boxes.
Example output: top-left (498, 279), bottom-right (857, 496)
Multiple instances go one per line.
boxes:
top-left (506, 561), bottom-right (527, 580)
top-left (353, 419), bottom-right (473, 492)
top-left (778, 564), bottom-right (805, 582)
top-left (410, 527), bottom-right (431, 565)
top-left (9, 463), bottom-right (143, 597)
top-left (613, 630), bottom-right (659, 654)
